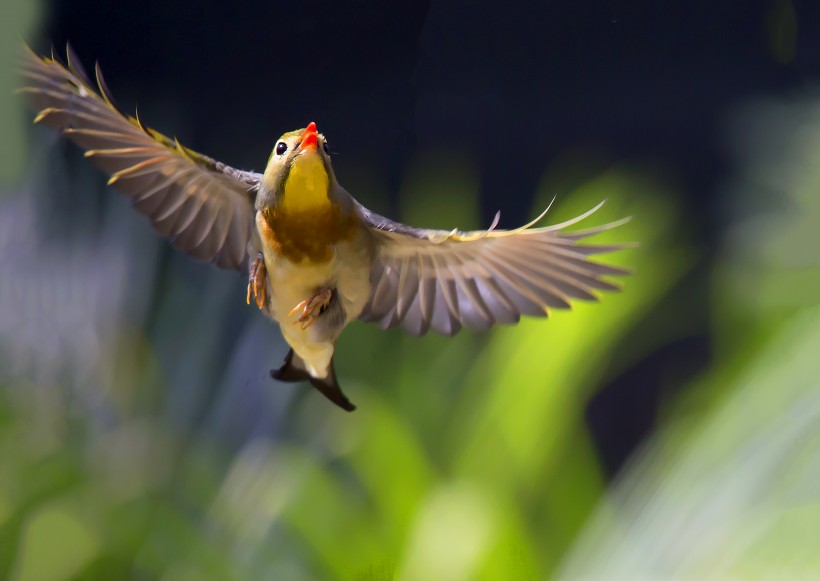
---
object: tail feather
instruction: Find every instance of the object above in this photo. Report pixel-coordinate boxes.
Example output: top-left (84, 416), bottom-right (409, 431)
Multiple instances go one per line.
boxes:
top-left (271, 349), bottom-right (356, 412)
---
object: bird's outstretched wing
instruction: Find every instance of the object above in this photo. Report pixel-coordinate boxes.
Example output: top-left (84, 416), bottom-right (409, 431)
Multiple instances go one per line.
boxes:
top-left (357, 200), bottom-right (633, 336)
top-left (18, 45), bottom-right (262, 270)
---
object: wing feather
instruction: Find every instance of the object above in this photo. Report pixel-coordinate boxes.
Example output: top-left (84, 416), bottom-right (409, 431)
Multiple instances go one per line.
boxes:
top-left (416, 254), bottom-right (436, 335)
top-left (19, 45), bottom-right (261, 270)
top-left (396, 255), bottom-right (418, 321)
top-left (475, 277), bottom-right (520, 325)
top-left (449, 254), bottom-right (494, 330)
top-left (497, 248), bottom-right (596, 302)
top-left (428, 252), bottom-right (462, 335)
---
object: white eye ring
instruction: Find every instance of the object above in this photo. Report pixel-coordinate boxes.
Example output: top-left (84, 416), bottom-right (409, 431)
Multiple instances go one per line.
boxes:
top-left (275, 142), bottom-right (288, 156)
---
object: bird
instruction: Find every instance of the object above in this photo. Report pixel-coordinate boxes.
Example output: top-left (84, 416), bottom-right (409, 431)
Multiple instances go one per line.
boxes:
top-left (18, 45), bottom-right (633, 412)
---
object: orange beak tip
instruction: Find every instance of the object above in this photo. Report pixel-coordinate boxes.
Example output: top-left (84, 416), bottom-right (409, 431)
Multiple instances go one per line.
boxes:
top-left (300, 121), bottom-right (319, 150)
top-left (301, 133), bottom-right (318, 150)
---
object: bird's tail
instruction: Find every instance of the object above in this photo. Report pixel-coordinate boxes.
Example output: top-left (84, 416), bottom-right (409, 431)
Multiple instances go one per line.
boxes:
top-left (271, 349), bottom-right (356, 412)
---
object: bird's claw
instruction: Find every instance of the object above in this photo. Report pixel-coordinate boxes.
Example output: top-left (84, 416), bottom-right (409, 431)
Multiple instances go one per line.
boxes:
top-left (246, 253), bottom-right (267, 309)
top-left (289, 288), bottom-right (333, 330)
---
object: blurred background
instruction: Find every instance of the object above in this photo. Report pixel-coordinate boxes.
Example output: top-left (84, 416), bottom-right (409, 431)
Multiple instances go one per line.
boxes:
top-left (1, 1), bottom-right (819, 579)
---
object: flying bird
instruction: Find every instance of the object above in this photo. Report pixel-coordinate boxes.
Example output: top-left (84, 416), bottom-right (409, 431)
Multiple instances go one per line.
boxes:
top-left (18, 45), bottom-right (633, 412)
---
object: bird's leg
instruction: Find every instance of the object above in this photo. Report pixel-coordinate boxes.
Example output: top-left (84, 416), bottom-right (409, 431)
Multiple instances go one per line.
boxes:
top-left (246, 253), bottom-right (267, 309)
top-left (288, 287), bottom-right (333, 330)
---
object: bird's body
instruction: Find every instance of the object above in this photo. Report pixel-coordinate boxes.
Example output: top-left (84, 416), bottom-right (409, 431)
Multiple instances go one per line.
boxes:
top-left (255, 203), bottom-right (374, 380)
top-left (19, 45), bottom-right (635, 412)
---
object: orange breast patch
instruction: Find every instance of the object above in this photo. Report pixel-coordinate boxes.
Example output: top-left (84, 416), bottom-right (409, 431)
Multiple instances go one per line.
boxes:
top-left (259, 205), bottom-right (359, 264)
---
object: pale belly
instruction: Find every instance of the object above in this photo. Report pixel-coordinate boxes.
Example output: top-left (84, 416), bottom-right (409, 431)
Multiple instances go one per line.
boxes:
top-left (258, 229), bottom-right (374, 377)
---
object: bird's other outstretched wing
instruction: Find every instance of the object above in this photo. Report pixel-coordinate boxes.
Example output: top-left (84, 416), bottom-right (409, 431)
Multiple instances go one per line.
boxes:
top-left (357, 199), bottom-right (633, 336)
top-left (18, 44), bottom-right (262, 270)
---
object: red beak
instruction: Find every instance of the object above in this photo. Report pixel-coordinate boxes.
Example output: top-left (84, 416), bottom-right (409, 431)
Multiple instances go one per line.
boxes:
top-left (300, 121), bottom-right (318, 151)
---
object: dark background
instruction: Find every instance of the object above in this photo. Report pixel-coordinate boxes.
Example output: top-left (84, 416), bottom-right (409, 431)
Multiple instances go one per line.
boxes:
top-left (35, 0), bottom-right (820, 477)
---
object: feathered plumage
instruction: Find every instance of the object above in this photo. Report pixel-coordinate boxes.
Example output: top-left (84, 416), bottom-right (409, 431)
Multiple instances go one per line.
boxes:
top-left (19, 44), bottom-right (260, 269)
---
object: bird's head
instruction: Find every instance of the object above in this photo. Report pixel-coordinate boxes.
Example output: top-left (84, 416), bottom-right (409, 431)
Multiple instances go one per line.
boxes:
top-left (256, 122), bottom-right (337, 212)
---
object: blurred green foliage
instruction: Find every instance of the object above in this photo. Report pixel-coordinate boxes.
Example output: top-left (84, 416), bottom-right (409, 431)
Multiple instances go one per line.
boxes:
top-left (0, 0), bottom-right (40, 186)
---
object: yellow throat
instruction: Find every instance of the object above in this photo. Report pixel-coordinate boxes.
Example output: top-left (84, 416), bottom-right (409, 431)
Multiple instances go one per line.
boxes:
top-left (280, 152), bottom-right (330, 213)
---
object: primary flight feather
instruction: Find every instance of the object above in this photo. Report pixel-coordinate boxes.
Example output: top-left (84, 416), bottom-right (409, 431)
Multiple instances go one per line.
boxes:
top-left (19, 45), bottom-right (633, 411)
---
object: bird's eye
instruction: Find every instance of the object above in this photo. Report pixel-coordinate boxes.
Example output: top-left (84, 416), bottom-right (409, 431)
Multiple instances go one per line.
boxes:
top-left (275, 142), bottom-right (288, 156)
top-left (322, 140), bottom-right (330, 155)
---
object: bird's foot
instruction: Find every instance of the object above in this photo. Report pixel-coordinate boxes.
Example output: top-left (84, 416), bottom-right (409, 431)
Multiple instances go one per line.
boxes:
top-left (288, 288), bottom-right (333, 330)
top-left (246, 253), bottom-right (267, 309)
